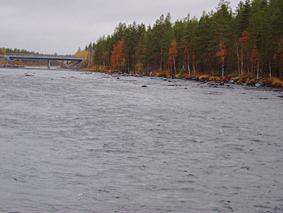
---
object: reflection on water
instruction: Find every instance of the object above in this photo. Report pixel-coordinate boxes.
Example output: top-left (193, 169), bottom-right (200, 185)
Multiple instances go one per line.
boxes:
top-left (0, 68), bottom-right (282, 212)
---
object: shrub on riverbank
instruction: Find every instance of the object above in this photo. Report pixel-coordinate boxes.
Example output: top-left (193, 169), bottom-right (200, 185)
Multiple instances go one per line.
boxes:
top-left (270, 78), bottom-right (283, 88)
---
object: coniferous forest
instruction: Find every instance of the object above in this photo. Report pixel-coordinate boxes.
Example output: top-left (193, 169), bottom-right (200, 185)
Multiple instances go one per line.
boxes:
top-left (78, 0), bottom-right (283, 83)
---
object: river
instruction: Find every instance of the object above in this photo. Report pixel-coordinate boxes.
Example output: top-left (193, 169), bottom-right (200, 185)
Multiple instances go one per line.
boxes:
top-left (0, 68), bottom-right (282, 213)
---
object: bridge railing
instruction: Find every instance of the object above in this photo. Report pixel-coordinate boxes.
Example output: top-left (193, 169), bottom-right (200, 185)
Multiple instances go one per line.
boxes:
top-left (6, 54), bottom-right (83, 61)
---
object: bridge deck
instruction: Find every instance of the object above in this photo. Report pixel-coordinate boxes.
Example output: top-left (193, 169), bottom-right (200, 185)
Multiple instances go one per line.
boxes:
top-left (6, 55), bottom-right (83, 62)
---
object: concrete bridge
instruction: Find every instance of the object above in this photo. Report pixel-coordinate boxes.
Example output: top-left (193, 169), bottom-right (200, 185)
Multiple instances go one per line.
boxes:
top-left (3, 55), bottom-right (83, 69)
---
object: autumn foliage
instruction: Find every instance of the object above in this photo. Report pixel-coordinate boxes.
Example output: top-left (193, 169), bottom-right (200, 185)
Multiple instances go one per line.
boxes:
top-left (239, 31), bottom-right (249, 44)
top-left (216, 39), bottom-right (227, 64)
top-left (169, 40), bottom-right (177, 59)
top-left (111, 40), bottom-right (125, 70)
top-left (239, 31), bottom-right (250, 74)
top-left (168, 39), bottom-right (177, 76)
top-left (0, 48), bottom-right (6, 55)
top-left (74, 48), bottom-right (89, 67)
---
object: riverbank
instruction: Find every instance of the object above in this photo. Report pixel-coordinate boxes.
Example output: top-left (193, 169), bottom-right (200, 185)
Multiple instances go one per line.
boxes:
top-left (82, 67), bottom-right (283, 89)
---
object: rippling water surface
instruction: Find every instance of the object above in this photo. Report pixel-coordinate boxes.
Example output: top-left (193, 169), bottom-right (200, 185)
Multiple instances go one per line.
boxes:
top-left (0, 68), bottom-right (282, 213)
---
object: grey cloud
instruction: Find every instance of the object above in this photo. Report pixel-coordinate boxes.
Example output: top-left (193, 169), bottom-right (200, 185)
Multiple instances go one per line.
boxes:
top-left (0, 0), bottom-right (240, 54)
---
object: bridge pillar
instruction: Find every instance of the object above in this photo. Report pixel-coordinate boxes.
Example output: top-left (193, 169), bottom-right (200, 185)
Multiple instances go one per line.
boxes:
top-left (47, 60), bottom-right (51, 69)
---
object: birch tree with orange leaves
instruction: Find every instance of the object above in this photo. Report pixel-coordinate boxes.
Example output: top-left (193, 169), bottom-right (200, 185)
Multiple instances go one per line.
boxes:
top-left (111, 40), bottom-right (125, 71)
top-left (239, 31), bottom-right (249, 75)
top-left (0, 48), bottom-right (6, 55)
top-left (168, 39), bottom-right (177, 78)
top-left (251, 45), bottom-right (260, 80)
top-left (216, 39), bottom-right (227, 78)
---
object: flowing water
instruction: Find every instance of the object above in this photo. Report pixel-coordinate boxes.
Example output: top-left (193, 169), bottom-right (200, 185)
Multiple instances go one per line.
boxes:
top-left (0, 68), bottom-right (282, 213)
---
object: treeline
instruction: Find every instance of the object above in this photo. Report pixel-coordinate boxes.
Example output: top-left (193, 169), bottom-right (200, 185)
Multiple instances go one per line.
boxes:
top-left (80, 0), bottom-right (283, 80)
top-left (0, 48), bottom-right (40, 55)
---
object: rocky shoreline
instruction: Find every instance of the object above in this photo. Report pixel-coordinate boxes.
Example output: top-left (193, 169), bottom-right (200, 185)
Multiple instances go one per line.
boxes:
top-left (82, 68), bottom-right (283, 91)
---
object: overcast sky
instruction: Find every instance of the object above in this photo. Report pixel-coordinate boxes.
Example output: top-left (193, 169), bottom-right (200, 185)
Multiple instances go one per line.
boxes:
top-left (0, 0), bottom-right (240, 54)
